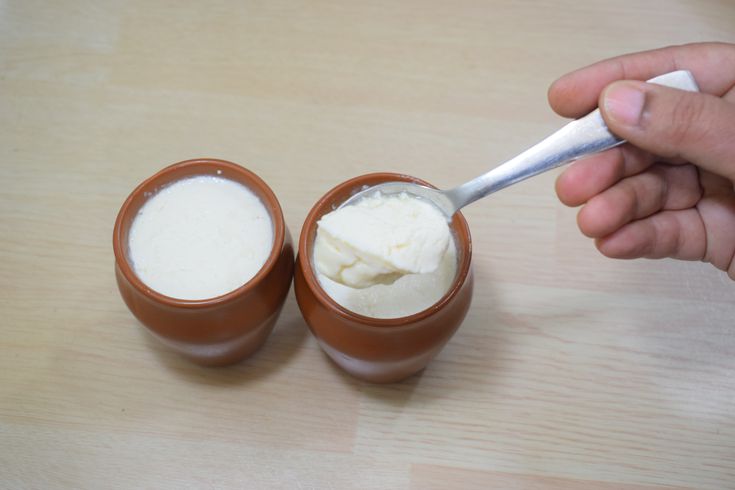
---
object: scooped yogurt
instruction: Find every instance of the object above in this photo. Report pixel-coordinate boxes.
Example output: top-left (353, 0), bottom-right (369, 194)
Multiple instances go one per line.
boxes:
top-left (314, 192), bottom-right (451, 289)
top-left (313, 191), bottom-right (457, 318)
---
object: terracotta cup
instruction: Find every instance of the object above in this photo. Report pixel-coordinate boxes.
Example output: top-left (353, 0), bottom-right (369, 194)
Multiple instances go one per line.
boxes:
top-left (294, 173), bottom-right (474, 383)
top-left (113, 158), bottom-right (294, 366)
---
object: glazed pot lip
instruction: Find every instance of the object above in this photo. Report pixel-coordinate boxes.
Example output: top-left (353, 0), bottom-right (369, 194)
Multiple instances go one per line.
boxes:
top-left (298, 172), bottom-right (473, 328)
top-left (112, 158), bottom-right (286, 309)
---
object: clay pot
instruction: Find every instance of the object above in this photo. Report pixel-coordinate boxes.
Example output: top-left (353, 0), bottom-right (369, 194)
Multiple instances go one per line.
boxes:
top-left (113, 158), bottom-right (294, 366)
top-left (294, 173), bottom-right (474, 383)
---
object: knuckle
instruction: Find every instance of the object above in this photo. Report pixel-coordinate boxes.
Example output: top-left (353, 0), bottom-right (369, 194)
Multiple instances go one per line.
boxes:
top-left (667, 94), bottom-right (706, 147)
top-left (622, 181), bottom-right (642, 219)
top-left (664, 164), bottom-right (701, 209)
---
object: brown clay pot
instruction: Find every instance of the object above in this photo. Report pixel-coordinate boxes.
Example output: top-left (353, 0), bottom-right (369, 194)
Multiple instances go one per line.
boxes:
top-left (294, 173), bottom-right (474, 383)
top-left (113, 158), bottom-right (294, 366)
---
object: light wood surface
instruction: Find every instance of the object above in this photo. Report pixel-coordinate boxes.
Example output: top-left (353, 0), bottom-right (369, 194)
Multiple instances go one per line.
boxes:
top-left (2, 1), bottom-right (734, 489)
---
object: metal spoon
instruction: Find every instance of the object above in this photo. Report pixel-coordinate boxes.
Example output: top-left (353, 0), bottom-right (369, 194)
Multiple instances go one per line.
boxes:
top-left (340, 70), bottom-right (700, 218)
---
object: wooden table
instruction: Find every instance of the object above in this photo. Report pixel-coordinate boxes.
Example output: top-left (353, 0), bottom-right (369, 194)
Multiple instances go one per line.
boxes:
top-left (2, 1), bottom-right (734, 488)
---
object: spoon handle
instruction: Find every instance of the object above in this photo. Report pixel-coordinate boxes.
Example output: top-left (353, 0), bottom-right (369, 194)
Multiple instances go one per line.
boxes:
top-left (445, 70), bottom-right (700, 213)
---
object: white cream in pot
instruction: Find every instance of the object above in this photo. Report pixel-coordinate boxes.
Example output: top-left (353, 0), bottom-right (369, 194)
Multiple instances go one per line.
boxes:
top-left (128, 175), bottom-right (273, 300)
top-left (313, 191), bottom-right (457, 318)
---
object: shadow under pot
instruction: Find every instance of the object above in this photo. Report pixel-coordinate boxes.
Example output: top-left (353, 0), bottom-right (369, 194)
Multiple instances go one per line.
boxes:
top-left (113, 158), bottom-right (294, 366)
top-left (294, 172), bottom-right (474, 383)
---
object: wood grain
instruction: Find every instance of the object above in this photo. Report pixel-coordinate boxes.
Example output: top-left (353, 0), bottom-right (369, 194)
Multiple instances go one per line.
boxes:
top-left (1, 1), bottom-right (734, 488)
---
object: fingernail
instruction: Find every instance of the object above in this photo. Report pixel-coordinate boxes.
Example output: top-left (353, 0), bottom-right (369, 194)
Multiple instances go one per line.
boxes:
top-left (603, 82), bottom-right (646, 127)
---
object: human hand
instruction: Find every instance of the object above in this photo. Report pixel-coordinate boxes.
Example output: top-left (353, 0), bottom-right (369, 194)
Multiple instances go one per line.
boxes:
top-left (549, 42), bottom-right (735, 279)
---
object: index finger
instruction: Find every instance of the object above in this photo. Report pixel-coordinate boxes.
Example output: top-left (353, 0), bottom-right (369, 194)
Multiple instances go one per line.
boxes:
top-left (548, 42), bottom-right (735, 118)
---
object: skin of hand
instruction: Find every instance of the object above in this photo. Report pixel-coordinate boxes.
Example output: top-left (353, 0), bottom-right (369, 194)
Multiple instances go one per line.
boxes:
top-left (548, 42), bottom-right (735, 280)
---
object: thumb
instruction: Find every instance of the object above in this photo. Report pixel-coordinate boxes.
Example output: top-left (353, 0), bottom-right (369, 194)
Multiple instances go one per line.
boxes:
top-left (600, 80), bottom-right (735, 182)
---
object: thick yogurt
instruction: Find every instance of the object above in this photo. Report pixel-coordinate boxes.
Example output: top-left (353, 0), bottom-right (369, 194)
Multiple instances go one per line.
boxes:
top-left (313, 191), bottom-right (457, 318)
top-left (314, 192), bottom-right (451, 289)
top-left (128, 175), bottom-right (273, 300)
top-left (317, 234), bottom-right (457, 319)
